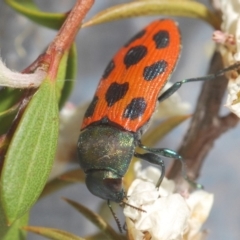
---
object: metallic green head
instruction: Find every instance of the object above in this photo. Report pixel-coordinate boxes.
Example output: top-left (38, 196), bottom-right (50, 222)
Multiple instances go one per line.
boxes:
top-left (77, 125), bottom-right (136, 203)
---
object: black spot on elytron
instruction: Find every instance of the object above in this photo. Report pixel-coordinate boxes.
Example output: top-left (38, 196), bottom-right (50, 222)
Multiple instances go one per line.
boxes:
top-left (153, 30), bottom-right (169, 49)
top-left (123, 97), bottom-right (147, 120)
top-left (105, 82), bottom-right (129, 107)
top-left (143, 60), bottom-right (168, 81)
top-left (124, 45), bottom-right (147, 69)
top-left (102, 60), bottom-right (115, 79)
top-left (84, 96), bottom-right (99, 118)
top-left (124, 29), bottom-right (146, 47)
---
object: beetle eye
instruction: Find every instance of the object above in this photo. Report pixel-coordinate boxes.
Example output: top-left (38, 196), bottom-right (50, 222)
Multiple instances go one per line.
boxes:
top-left (103, 178), bottom-right (122, 192)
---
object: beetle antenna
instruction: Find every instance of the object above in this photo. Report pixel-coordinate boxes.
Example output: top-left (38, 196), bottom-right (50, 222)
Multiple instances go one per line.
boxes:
top-left (158, 61), bottom-right (240, 102)
top-left (121, 200), bottom-right (146, 213)
top-left (107, 200), bottom-right (122, 233)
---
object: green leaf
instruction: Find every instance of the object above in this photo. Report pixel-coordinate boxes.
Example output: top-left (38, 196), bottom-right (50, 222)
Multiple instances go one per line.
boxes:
top-left (5, 0), bottom-right (67, 30)
top-left (0, 88), bottom-right (23, 134)
top-left (59, 44), bottom-right (77, 109)
top-left (0, 50), bottom-right (69, 223)
top-left (0, 202), bottom-right (29, 240)
top-left (23, 226), bottom-right (85, 240)
top-left (142, 115), bottom-right (190, 146)
top-left (40, 169), bottom-right (85, 199)
top-left (82, 0), bottom-right (220, 29)
top-left (56, 52), bottom-right (69, 101)
top-left (0, 79), bottom-right (59, 224)
top-left (0, 104), bottom-right (19, 135)
top-left (0, 88), bottom-right (22, 113)
top-left (64, 198), bottom-right (123, 240)
top-left (39, 178), bottom-right (72, 199)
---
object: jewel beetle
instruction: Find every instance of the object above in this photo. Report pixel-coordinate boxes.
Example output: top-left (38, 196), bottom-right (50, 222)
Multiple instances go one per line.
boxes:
top-left (78, 19), bottom-right (182, 203)
top-left (77, 19), bottom-right (240, 205)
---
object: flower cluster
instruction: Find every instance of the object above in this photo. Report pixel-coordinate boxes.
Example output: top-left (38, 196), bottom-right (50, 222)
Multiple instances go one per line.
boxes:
top-left (124, 162), bottom-right (213, 240)
top-left (214, 0), bottom-right (240, 117)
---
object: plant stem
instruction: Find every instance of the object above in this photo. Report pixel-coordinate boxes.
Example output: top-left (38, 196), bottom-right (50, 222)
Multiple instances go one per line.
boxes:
top-left (45, 0), bottom-right (95, 81)
top-left (166, 51), bottom-right (239, 185)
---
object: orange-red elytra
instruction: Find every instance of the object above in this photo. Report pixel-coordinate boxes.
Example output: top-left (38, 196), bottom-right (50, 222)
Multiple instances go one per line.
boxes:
top-left (81, 19), bottom-right (181, 132)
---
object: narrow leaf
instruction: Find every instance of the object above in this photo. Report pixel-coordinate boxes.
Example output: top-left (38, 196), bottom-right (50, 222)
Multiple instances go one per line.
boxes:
top-left (0, 79), bottom-right (59, 224)
top-left (0, 105), bottom-right (18, 118)
top-left (64, 198), bottom-right (123, 240)
top-left (59, 169), bottom-right (85, 182)
top-left (142, 115), bottom-right (190, 146)
top-left (0, 104), bottom-right (19, 135)
top-left (39, 178), bottom-right (72, 199)
top-left (40, 169), bottom-right (85, 199)
top-left (5, 0), bottom-right (67, 30)
top-left (23, 226), bottom-right (84, 240)
top-left (85, 232), bottom-right (126, 240)
top-left (0, 202), bottom-right (29, 240)
top-left (0, 88), bottom-right (22, 113)
top-left (82, 1), bottom-right (220, 29)
top-left (59, 44), bottom-right (77, 108)
top-left (56, 52), bottom-right (69, 101)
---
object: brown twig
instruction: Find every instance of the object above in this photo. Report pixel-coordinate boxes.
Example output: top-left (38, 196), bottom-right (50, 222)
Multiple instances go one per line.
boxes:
top-left (45, 0), bottom-right (95, 81)
top-left (166, 51), bottom-right (239, 185)
top-left (23, 0), bottom-right (94, 76)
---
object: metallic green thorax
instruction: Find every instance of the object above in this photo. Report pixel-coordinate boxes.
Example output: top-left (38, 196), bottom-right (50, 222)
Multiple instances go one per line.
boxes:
top-left (78, 125), bottom-right (136, 202)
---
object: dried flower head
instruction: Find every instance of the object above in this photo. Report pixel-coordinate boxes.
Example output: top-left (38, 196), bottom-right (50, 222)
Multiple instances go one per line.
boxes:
top-left (214, 0), bottom-right (240, 117)
top-left (124, 162), bottom-right (214, 240)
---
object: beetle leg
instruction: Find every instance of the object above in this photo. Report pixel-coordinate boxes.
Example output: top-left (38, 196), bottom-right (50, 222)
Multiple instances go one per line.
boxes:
top-left (138, 143), bottom-right (203, 189)
top-left (134, 152), bottom-right (165, 189)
